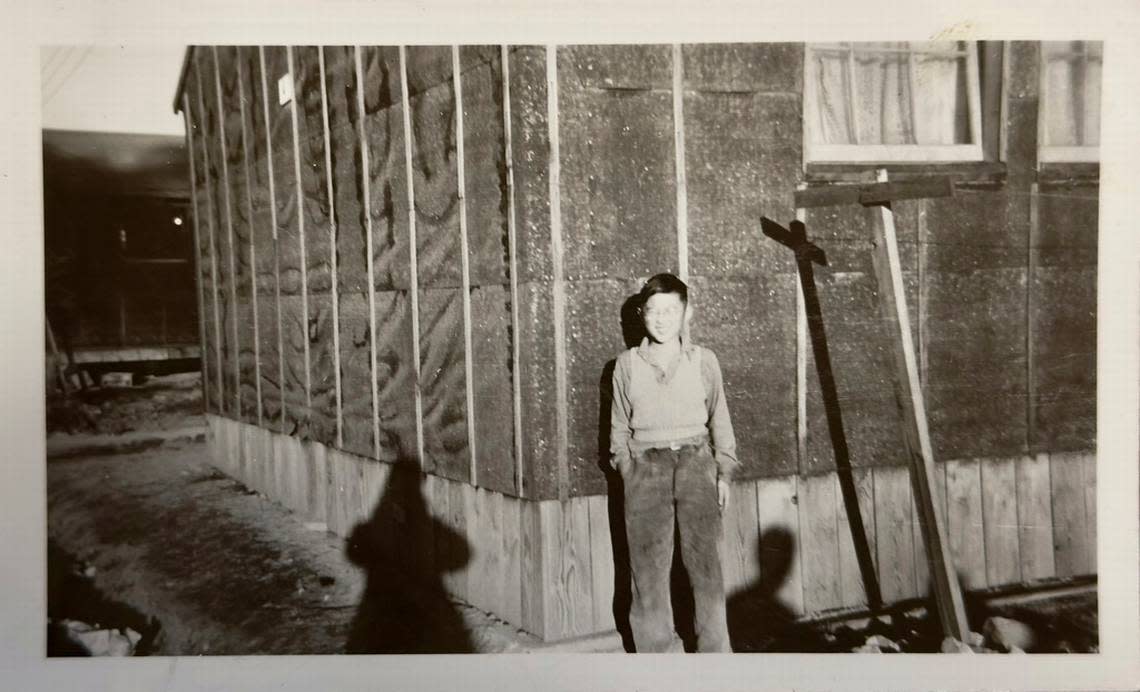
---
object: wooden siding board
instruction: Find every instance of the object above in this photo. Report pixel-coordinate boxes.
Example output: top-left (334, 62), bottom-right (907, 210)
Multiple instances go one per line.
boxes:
top-left (837, 468), bottom-right (877, 608)
top-left (946, 459), bottom-right (987, 591)
top-left (874, 466), bottom-right (918, 603)
top-left (720, 481), bottom-right (761, 598)
top-left (586, 494), bottom-right (616, 632)
top-left (799, 474), bottom-right (842, 613)
top-left (1016, 454), bottom-right (1056, 581)
top-left (981, 457), bottom-right (1022, 587)
top-left (1051, 451), bottom-right (1091, 577)
top-left (756, 476), bottom-right (804, 616)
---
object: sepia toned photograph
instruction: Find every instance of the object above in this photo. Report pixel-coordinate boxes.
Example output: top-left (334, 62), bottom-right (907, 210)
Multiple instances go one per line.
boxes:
top-left (40, 38), bottom-right (1104, 662)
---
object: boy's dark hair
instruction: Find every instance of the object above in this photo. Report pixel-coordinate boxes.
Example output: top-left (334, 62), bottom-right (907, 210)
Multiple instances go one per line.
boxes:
top-left (638, 273), bottom-right (688, 308)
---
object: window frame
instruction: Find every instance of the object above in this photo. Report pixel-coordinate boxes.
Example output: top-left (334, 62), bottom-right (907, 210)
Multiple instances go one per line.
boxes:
top-left (1037, 40), bottom-right (1101, 164)
top-left (802, 41), bottom-right (985, 165)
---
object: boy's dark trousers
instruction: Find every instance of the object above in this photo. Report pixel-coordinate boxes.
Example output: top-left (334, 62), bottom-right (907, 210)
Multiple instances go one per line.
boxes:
top-left (619, 440), bottom-right (731, 652)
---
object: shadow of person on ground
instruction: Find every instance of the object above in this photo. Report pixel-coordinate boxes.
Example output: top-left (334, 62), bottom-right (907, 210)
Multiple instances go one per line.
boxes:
top-left (726, 527), bottom-right (828, 652)
top-left (344, 457), bottom-right (473, 653)
top-left (596, 292), bottom-right (648, 652)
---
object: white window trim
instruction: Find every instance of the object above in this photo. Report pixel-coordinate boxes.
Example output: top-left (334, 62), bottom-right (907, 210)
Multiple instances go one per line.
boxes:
top-left (1037, 42), bottom-right (1101, 164)
top-left (803, 42), bottom-right (984, 165)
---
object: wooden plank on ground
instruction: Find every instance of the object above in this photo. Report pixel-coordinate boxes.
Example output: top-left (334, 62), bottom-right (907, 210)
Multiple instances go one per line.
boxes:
top-left (837, 468), bottom-right (876, 608)
top-left (1051, 451), bottom-right (1090, 577)
top-left (586, 494), bottom-right (616, 632)
top-left (1083, 454), bottom-right (1097, 573)
top-left (500, 494), bottom-right (524, 628)
top-left (756, 475), bottom-right (804, 616)
top-left (866, 178), bottom-right (966, 639)
top-left (946, 458), bottom-right (987, 590)
top-left (799, 473), bottom-right (842, 613)
top-left (1017, 454), bottom-right (1056, 581)
top-left (874, 466), bottom-right (917, 603)
top-left (913, 461), bottom-right (947, 597)
top-left (981, 457), bottom-right (1021, 587)
top-left (720, 481), bottom-right (761, 598)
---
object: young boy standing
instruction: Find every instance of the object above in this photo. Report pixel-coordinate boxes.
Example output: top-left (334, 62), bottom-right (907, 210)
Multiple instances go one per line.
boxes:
top-left (610, 273), bottom-right (738, 653)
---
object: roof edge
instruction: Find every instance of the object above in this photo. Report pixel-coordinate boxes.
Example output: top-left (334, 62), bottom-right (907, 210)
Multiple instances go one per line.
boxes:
top-left (171, 46), bottom-right (195, 114)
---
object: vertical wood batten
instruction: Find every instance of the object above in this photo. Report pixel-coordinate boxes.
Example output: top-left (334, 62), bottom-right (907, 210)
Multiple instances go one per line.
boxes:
top-left (320, 48), bottom-right (344, 449)
top-left (353, 47), bottom-right (381, 461)
top-left (259, 46), bottom-right (287, 432)
top-left (194, 56), bottom-right (226, 418)
top-left (182, 94), bottom-right (210, 414)
top-left (1026, 183), bottom-right (1039, 450)
top-left (794, 199), bottom-right (807, 470)
top-left (671, 44), bottom-right (688, 282)
top-left (212, 46), bottom-right (242, 419)
top-left (546, 44), bottom-right (570, 501)
top-left (452, 46), bottom-right (478, 486)
top-left (398, 46), bottom-right (427, 466)
top-left (500, 44), bottom-right (525, 494)
top-left (236, 54), bottom-right (264, 426)
top-left (286, 46), bottom-right (313, 416)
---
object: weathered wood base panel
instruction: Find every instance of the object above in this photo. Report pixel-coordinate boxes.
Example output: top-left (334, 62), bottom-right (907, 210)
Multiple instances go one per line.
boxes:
top-left (207, 415), bottom-right (1097, 642)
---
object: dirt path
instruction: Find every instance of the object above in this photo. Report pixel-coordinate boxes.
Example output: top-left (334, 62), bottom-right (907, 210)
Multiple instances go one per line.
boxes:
top-left (47, 438), bottom-right (542, 655)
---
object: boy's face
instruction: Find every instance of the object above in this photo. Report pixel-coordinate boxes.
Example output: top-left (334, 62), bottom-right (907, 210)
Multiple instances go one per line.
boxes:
top-left (642, 292), bottom-right (686, 345)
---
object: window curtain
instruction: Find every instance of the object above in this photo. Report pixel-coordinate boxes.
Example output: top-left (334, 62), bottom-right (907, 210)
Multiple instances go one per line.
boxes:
top-left (810, 42), bottom-right (971, 146)
top-left (1042, 41), bottom-right (1102, 147)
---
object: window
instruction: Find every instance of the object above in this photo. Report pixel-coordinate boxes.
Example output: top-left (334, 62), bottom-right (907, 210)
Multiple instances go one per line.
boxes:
top-left (1039, 41), bottom-right (1102, 163)
top-left (803, 42), bottom-right (983, 164)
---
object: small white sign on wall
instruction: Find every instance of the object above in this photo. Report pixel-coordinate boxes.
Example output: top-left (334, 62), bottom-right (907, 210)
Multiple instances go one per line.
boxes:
top-left (278, 74), bottom-right (293, 106)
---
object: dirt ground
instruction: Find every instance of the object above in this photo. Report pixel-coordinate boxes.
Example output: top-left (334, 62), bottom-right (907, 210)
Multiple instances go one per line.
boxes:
top-left (46, 370), bottom-right (204, 436)
top-left (47, 438), bottom-right (545, 654)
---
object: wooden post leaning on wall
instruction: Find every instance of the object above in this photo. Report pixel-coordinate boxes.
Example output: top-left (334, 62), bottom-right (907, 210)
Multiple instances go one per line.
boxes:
top-left (864, 169), bottom-right (968, 641)
top-left (353, 46), bottom-right (381, 461)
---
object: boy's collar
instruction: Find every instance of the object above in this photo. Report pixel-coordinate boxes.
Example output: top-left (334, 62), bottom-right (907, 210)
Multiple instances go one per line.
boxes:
top-left (636, 336), bottom-right (697, 359)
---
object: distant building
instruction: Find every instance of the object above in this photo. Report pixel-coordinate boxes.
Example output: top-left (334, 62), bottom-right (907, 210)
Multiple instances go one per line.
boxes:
top-left (43, 129), bottom-right (199, 383)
